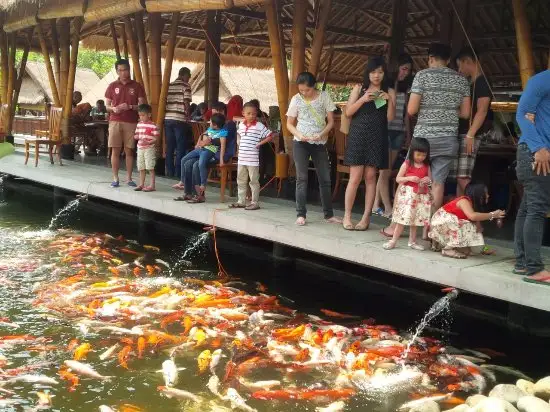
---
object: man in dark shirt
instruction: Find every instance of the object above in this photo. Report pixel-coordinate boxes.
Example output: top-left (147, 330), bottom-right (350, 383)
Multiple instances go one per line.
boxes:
top-left (453, 47), bottom-right (493, 195)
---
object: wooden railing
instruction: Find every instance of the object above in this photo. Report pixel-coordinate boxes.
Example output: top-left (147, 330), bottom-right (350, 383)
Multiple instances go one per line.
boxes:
top-left (12, 115), bottom-right (48, 137)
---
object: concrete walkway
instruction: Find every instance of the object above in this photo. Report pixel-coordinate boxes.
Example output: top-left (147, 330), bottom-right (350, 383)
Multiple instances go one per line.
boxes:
top-left (1, 151), bottom-right (549, 312)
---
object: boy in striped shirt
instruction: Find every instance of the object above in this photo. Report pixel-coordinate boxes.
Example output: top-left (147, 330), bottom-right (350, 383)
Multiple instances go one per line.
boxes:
top-left (134, 104), bottom-right (159, 192)
top-left (231, 102), bottom-right (273, 210)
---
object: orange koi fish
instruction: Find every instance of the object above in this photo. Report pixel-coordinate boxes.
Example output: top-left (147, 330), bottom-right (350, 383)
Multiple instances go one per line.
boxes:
top-left (73, 343), bottom-right (91, 360)
top-left (320, 309), bottom-right (360, 319)
top-left (182, 316), bottom-right (193, 335)
top-left (272, 325), bottom-right (305, 342)
top-left (119, 404), bottom-right (143, 412)
top-left (58, 368), bottom-right (79, 392)
top-left (67, 339), bottom-right (80, 352)
top-left (118, 345), bottom-right (132, 369)
top-left (137, 337), bottom-right (146, 359)
top-left (132, 267), bottom-right (142, 277)
top-left (160, 311), bottom-right (185, 329)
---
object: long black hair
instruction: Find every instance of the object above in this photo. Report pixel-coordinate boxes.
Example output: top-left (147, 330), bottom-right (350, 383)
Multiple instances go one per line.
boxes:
top-left (407, 138), bottom-right (430, 165)
top-left (392, 54), bottom-right (414, 93)
top-left (465, 182), bottom-right (489, 212)
top-left (362, 56), bottom-right (389, 92)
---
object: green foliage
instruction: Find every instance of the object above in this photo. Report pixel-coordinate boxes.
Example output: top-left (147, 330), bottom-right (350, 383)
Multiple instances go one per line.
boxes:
top-left (15, 48), bottom-right (117, 78)
top-left (323, 84), bottom-right (352, 103)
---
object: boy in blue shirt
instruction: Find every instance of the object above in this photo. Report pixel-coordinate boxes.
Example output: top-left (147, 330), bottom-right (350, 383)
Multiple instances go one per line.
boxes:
top-left (514, 69), bottom-right (550, 282)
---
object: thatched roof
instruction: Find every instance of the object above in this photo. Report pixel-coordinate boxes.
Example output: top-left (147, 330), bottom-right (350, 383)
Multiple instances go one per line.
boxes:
top-left (19, 61), bottom-right (100, 106)
top-left (2, 0), bottom-right (550, 89)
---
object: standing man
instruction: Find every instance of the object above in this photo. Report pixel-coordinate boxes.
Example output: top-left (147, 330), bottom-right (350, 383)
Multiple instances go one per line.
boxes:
top-left (514, 69), bottom-right (550, 282)
top-left (105, 59), bottom-right (146, 188)
top-left (165, 67), bottom-right (193, 180)
top-left (407, 43), bottom-right (471, 241)
top-left (453, 47), bottom-right (493, 196)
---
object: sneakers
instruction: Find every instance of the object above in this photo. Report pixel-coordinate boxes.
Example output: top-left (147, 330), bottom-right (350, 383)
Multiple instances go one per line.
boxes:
top-left (127, 181), bottom-right (137, 187)
top-left (110, 181), bottom-right (120, 188)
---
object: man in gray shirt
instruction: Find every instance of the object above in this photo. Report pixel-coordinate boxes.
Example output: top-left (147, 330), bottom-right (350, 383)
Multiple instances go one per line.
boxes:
top-left (408, 43), bottom-right (471, 218)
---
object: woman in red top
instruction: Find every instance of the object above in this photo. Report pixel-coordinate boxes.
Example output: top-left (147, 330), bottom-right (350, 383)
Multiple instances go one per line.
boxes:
top-left (384, 138), bottom-right (432, 250)
top-left (429, 183), bottom-right (505, 259)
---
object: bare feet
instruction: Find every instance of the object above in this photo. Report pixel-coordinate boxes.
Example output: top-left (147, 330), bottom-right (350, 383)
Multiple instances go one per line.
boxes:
top-left (354, 219), bottom-right (369, 231)
top-left (325, 216), bottom-right (343, 224)
top-left (342, 216), bottom-right (354, 230)
top-left (296, 217), bottom-right (306, 226)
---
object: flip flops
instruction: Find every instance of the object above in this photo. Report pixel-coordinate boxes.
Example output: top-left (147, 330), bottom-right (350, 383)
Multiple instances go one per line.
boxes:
top-left (380, 227), bottom-right (392, 238)
top-left (523, 274), bottom-right (550, 285)
top-left (143, 186), bottom-right (156, 192)
top-left (245, 203), bottom-right (260, 211)
top-left (229, 203), bottom-right (246, 209)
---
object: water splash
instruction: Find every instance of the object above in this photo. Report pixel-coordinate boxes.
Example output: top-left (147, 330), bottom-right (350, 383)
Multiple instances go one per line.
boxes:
top-left (0, 175), bottom-right (5, 203)
top-left (48, 199), bottom-right (80, 230)
top-left (401, 289), bottom-right (459, 361)
top-left (169, 232), bottom-right (211, 274)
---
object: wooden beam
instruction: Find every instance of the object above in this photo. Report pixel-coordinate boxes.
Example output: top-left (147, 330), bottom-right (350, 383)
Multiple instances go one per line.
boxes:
top-left (37, 22), bottom-right (60, 107)
top-left (207, 11), bottom-right (222, 107)
top-left (58, 18), bottom-right (70, 109)
top-left (62, 17), bottom-right (83, 144)
top-left (321, 46), bottom-right (335, 90)
top-left (0, 29), bottom-right (8, 104)
top-left (50, 19), bottom-right (61, 90)
top-left (512, 0), bottom-right (535, 88)
top-left (389, 0), bottom-right (408, 69)
top-left (12, 28), bottom-right (34, 115)
top-left (157, 12), bottom-right (180, 154)
top-left (308, 0), bottom-right (332, 78)
top-left (265, 0), bottom-right (290, 155)
top-left (450, 0), bottom-right (470, 58)
top-left (6, 33), bottom-right (15, 128)
top-left (149, 13), bottom-right (164, 121)
top-left (135, 12), bottom-right (150, 100)
top-left (124, 16), bottom-right (144, 86)
top-left (439, 0), bottom-right (452, 44)
top-left (120, 21), bottom-right (129, 59)
top-left (109, 20), bottom-right (121, 60)
top-left (289, 0), bottom-right (307, 98)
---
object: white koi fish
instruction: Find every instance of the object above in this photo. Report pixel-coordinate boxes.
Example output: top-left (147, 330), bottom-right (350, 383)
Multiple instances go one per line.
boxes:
top-left (207, 375), bottom-right (224, 400)
top-left (64, 360), bottom-right (113, 381)
top-left (99, 343), bottom-right (120, 361)
top-left (316, 401), bottom-right (346, 412)
top-left (224, 388), bottom-right (257, 412)
top-left (158, 386), bottom-right (201, 402)
top-left (238, 377), bottom-right (281, 391)
top-left (6, 374), bottom-right (59, 385)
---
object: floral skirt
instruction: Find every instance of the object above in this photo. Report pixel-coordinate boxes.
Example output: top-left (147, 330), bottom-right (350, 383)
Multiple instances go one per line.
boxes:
top-left (391, 185), bottom-right (432, 227)
top-left (429, 209), bottom-right (485, 249)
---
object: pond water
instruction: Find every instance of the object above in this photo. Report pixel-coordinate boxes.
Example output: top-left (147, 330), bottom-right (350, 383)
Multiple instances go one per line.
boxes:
top-left (0, 189), bottom-right (549, 412)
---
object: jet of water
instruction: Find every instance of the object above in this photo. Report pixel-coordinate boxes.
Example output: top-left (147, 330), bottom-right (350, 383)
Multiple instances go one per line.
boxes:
top-left (48, 199), bottom-right (80, 230)
top-left (169, 232), bottom-right (211, 275)
top-left (401, 289), bottom-right (459, 361)
top-left (0, 175), bottom-right (5, 203)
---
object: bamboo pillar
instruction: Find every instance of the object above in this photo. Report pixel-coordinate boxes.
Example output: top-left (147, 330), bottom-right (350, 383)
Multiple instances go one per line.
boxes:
top-left (134, 12), bottom-right (150, 100)
top-left (124, 16), bottom-right (144, 86)
top-left (156, 12), bottom-right (180, 154)
top-left (388, 0), bottom-right (408, 69)
top-left (6, 33), bottom-right (16, 134)
top-left (512, 0), bottom-right (535, 88)
top-left (207, 11), bottom-right (221, 106)
top-left (62, 17), bottom-right (83, 144)
top-left (0, 29), bottom-right (8, 104)
top-left (450, 0), bottom-right (470, 59)
top-left (149, 13), bottom-right (164, 122)
top-left (308, 0), bottom-right (332, 78)
top-left (58, 18), bottom-right (70, 110)
top-left (110, 20), bottom-right (121, 60)
top-left (120, 22), bottom-right (129, 59)
top-left (289, 0), bottom-right (307, 98)
top-left (265, 0), bottom-right (290, 153)
top-left (321, 46), bottom-right (335, 90)
top-left (50, 19), bottom-right (61, 89)
top-left (12, 28), bottom-right (34, 114)
top-left (204, 44), bottom-right (210, 103)
top-left (37, 22), bottom-right (60, 107)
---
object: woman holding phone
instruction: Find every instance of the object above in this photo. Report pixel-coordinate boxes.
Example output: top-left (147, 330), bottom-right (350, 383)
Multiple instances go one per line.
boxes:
top-left (343, 56), bottom-right (396, 230)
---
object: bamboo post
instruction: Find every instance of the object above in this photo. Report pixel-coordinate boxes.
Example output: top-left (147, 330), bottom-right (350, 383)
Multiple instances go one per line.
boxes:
top-left (0, 29), bottom-right (8, 104)
top-left (388, 0), bottom-right (407, 69)
top-left (50, 19), bottom-right (61, 89)
top-left (204, 44), bottom-right (210, 103)
top-left (124, 16), bottom-right (144, 86)
top-left (450, 0), bottom-right (470, 58)
top-left (62, 17), bottom-right (83, 144)
top-left (207, 11), bottom-right (221, 106)
top-left (120, 22), bottom-right (129, 59)
top-left (12, 28), bottom-right (34, 116)
top-left (321, 46), bottom-right (335, 90)
top-left (149, 13), bottom-right (164, 122)
top-left (289, 0), bottom-right (307, 98)
top-left (58, 18), bottom-right (70, 109)
top-left (110, 20), bottom-right (121, 60)
top-left (308, 0), bottom-right (332, 78)
top-left (156, 12), bottom-right (180, 154)
top-left (37, 22), bottom-right (61, 107)
top-left (134, 12), bottom-right (150, 100)
top-left (265, 0), bottom-right (290, 153)
top-left (6, 33), bottom-right (15, 133)
top-left (512, 0), bottom-right (535, 88)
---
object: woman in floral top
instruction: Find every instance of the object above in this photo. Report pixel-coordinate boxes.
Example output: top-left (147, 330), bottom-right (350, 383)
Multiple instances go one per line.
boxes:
top-left (286, 72), bottom-right (342, 226)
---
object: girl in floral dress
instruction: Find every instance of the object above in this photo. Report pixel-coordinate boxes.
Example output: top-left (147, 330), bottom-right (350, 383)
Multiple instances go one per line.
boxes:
top-left (384, 138), bottom-right (432, 250)
top-left (429, 183), bottom-right (505, 259)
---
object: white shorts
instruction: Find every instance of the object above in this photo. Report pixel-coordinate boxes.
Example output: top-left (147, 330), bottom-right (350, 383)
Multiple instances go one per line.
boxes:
top-left (137, 147), bottom-right (156, 171)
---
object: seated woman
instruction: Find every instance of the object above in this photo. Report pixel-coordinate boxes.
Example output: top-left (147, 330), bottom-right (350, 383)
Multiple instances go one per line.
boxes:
top-left (191, 103), bottom-right (207, 121)
top-left (429, 183), bottom-right (505, 259)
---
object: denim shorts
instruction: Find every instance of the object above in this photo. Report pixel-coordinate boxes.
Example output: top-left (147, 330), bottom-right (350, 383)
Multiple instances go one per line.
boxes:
top-left (389, 130), bottom-right (405, 151)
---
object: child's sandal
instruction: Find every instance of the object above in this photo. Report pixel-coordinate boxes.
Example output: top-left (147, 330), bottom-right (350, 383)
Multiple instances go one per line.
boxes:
top-left (134, 186), bottom-right (144, 191)
top-left (143, 186), bottom-right (156, 192)
top-left (245, 203), bottom-right (260, 211)
top-left (229, 203), bottom-right (246, 209)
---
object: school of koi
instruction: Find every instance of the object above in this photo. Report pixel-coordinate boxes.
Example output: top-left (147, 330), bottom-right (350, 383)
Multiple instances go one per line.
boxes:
top-left (0, 232), bottom-right (543, 411)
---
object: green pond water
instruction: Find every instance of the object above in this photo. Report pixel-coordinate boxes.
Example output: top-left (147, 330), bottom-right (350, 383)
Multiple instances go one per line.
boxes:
top-left (0, 187), bottom-right (549, 412)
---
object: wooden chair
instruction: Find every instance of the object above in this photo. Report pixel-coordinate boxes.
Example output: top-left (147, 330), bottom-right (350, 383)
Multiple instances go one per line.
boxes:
top-left (25, 106), bottom-right (63, 167)
top-left (331, 128), bottom-right (350, 200)
top-left (208, 133), bottom-right (238, 202)
top-left (0, 104), bottom-right (8, 143)
top-left (191, 121), bottom-right (208, 145)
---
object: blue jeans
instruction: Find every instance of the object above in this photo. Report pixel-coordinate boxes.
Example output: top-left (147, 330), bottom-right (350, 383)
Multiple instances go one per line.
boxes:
top-left (181, 158), bottom-right (202, 195)
top-left (514, 143), bottom-right (550, 275)
top-left (165, 120), bottom-right (191, 177)
top-left (180, 148), bottom-right (215, 191)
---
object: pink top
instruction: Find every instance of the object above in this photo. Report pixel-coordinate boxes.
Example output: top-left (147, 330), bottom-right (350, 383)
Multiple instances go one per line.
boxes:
top-left (403, 160), bottom-right (430, 193)
top-left (443, 196), bottom-right (471, 220)
top-left (134, 121), bottom-right (159, 149)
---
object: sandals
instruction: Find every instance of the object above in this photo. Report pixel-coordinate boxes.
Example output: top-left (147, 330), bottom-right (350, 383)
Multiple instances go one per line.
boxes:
top-left (380, 227), bottom-right (393, 238)
top-left (143, 186), bottom-right (156, 192)
top-left (372, 207), bottom-right (384, 216)
top-left (408, 242), bottom-right (425, 251)
top-left (245, 203), bottom-right (260, 211)
top-left (296, 217), bottom-right (306, 226)
top-left (134, 186), bottom-right (144, 192)
top-left (229, 203), bottom-right (246, 209)
top-left (441, 249), bottom-right (466, 259)
top-left (186, 195), bottom-right (205, 204)
top-left (383, 240), bottom-right (397, 250)
top-left (342, 218), bottom-right (354, 230)
top-left (174, 195), bottom-right (193, 201)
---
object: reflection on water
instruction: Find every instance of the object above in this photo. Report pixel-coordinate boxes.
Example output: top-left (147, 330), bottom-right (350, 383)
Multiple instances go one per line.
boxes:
top-left (0, 195), bottom-right (549, 412)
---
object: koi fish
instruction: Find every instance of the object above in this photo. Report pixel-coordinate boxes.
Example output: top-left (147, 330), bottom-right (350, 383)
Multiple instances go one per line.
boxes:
top-left (73, 342), bottom-right (91, 360)
top-left (225, 388), bottom-right (258, 412)
top-left (118, 345), bottom-right (132, 369)
top-left (316, 402), bottom-right (346, 412)
top-left (161, 359), bottom-right (181, 387)
top-left (198, 349), bottom-right (212, 374)
top-left (252, 388), bottom-right (355, 401)
top-left (99, 343), bottom-right (120, 361)
top-left (36, 390), bottom-right (54, 407)
top-left (320, 309), bottom-right (360, 319)
top-left (157, 386), bottom-right (201, 402)
top-left (119, 404), bottom-right (144, 412)
top-left (58, 368), bottom-right (79, 391)
top-left (137, 336), bottom-right (146, 359)
top-left (64, 360), bottom-right (113, 380)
